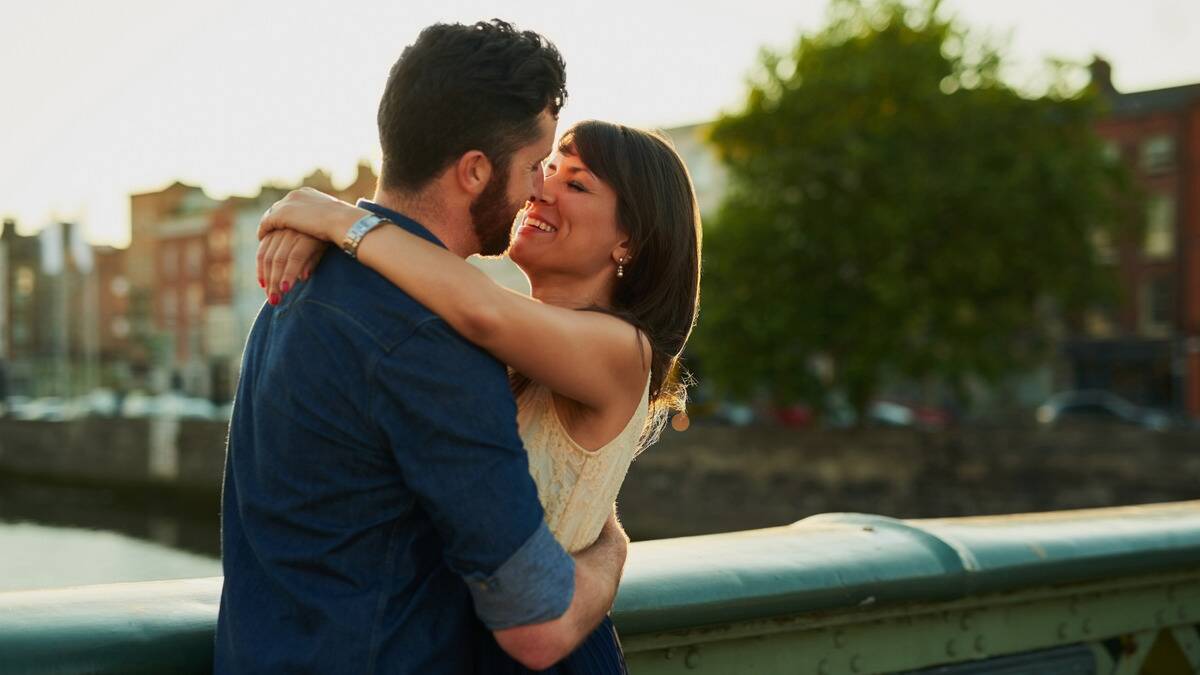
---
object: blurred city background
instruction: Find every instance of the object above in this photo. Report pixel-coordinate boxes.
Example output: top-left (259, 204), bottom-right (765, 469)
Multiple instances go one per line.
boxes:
top-left (1, 0), bottom-right (1198, 591)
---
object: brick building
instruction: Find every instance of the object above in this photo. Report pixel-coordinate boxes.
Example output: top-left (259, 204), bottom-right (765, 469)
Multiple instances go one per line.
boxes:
top-left (127, 163), bottom-right (378, 401)
top-left (1066, 59), bottom-right (1200, 419)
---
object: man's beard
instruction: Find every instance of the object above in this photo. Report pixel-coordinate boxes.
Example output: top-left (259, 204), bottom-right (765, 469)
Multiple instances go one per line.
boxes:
top-left (470, 171), bottom-right (523, 257)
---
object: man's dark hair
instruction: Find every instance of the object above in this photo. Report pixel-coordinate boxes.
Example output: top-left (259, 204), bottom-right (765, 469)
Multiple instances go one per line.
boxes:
top-left (378, 19), bottom-right (567, 192)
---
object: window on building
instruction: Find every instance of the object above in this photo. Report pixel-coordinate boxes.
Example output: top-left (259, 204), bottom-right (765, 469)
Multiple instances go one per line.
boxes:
top-left (208, 262), bottom-right (229, 285)
top-left (15, 266), bottom-right (34, 297)
top-left (1144, 194), bottom-right (1176, 259)
top-left (187, 282), bottom-right (204, 319)
top-left (161, 245), bottom-right (176, 280)
top-left (1090, 228), bottom-right (1116, 264)
top-left (1140, 135), bottom-right (1174, 172)
top-left (209, 228), bottom-right (230, 252)
top-left (1084, 306), bottom-right (1116, 338)
top-left (186, 241), bottom-right (204, 278)
top-left (1139, 277), bottom-right (1173, 336)
top-left (1101, 140), bottom-right (1121, 165)
top-left (162, 291), bottom-right (178, 329)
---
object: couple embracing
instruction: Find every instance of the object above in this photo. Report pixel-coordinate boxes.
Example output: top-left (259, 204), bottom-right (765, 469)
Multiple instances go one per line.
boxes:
top-left (216, 18), bottom-right (701, 674)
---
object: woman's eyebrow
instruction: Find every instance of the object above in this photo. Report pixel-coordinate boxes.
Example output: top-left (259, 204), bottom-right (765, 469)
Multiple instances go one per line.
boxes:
top-left (563, 166), bottom-right (596, 179)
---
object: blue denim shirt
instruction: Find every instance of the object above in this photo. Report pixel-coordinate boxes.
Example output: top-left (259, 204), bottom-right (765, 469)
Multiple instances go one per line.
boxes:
top-left (216, 201), bottom-right (575, 674)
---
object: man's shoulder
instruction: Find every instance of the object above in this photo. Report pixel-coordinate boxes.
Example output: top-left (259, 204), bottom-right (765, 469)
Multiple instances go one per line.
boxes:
top-left (400, 315), bottom-right (507, 372)
top-left (298, 253), bottom-right (438, 350)
top-left (301, 255), bottom-right (506, 374)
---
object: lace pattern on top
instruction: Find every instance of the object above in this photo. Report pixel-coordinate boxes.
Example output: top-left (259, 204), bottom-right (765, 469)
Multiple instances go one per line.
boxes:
top-left (516, 375), bottom-right (651, 553)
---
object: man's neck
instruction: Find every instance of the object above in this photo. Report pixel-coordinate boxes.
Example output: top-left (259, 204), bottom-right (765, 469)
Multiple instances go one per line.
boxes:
top-left (372, 186), bottom-right (478, 259)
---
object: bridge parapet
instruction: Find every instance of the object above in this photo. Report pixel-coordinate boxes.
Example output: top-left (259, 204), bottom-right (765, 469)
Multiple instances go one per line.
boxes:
top-left (2, 501), bottom-right (1199, 673)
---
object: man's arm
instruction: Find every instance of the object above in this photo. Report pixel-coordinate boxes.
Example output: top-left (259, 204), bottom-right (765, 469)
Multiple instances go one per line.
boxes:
top-left (373, 318), bottom-right (622, 669)
top-left (494, 510), bottom-right (629, 670)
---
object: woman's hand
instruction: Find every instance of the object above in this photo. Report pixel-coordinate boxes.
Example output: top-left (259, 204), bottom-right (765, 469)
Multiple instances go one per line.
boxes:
top-left (258, 187), bottom-right (369, 243)
top-left (255, 187), bottom-right (373, 303)
top-left (257, 230), bottom-right (327, 304)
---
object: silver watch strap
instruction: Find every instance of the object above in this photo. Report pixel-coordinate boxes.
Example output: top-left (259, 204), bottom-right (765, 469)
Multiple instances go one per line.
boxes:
top-left (340, 213), bottom-right (388, 259)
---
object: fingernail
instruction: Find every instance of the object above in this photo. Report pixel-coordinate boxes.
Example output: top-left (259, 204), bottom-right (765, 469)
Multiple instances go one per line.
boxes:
top-left (268, 293), bottom-right (280, 305)
top-left (300, 271), bottom-right (308, 281)
top-left (258, 278), bottom-right (265, 288)
top-left (281, 281), bottom-right (291, 293)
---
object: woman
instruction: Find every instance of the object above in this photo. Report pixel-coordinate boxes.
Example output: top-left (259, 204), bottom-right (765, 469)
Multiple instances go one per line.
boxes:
top-left (257, 120), bottom-right (701, 673)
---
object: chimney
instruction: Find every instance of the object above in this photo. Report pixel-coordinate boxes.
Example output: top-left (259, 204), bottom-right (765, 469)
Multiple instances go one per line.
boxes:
top-left (1089, 56), bottom-right (1116, 95)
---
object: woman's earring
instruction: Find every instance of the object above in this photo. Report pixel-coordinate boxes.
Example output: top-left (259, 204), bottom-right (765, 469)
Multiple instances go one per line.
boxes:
top-left (617, 257), bottom-right (625, 278)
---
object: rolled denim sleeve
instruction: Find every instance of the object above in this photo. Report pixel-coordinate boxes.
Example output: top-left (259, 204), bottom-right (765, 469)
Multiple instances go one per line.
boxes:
top-left (370, 317), bottom-right (575, 629)
top-left (463, 520), bottom-right (575, 629)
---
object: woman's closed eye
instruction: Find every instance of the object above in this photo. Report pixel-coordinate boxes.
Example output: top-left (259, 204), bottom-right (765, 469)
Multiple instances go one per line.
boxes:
top-left (568, 180), bottom-right (588, 193)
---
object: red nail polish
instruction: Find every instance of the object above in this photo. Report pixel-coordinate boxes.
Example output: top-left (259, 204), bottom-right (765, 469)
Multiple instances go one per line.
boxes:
top-left (281, 280), bottom-right (291, 293)
top-left (258, 278), bottom-right (265, 288)
top-left (268, 293), bottom-right (280, 305)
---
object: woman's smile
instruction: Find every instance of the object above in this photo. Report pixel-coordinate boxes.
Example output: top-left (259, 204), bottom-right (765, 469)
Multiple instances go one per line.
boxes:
top-left (517, 208), bottom-right (561, 238)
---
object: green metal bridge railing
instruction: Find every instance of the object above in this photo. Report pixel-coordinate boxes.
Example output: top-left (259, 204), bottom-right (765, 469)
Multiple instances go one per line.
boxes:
top-left (3, 501), bottom-right (1199, 674)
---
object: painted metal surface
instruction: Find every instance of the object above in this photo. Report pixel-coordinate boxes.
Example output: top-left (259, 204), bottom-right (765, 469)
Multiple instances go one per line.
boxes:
top-left (611, 501), bottom-right (1200, 635)
top-left (0, 577), bottom-right (220, 674)
top-left (621, 571), bottom-right (1200, 673)
top-left (1, 501), bottom-right (1198, 674)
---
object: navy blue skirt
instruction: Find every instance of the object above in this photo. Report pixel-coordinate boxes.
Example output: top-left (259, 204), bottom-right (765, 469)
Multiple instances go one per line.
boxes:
top-left (476, 615), bottom-right (628, 675)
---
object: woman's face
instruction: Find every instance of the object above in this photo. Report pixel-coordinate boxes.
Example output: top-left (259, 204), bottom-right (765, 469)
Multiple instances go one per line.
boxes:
top-left (508, 150), bottom-right (627, 284)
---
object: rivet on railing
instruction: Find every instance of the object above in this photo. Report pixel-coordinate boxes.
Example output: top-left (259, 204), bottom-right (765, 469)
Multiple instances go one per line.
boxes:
top-left (1056, 622), bottom-right (1069, 640)
top-left (1082, 618), bottom-right (1092, 635)
top-left (684, 647), bottom-right (700, 670)
top-left (850, 654), bottom-right (864, 673)
top-left (817, 658), bottom-right (831, 675)
top-left (974, 635), bottom-right (986, 653)
top-left (945, 639), bottom-right (958, 658)
top-left (833, 630), bottom-right (847, 648)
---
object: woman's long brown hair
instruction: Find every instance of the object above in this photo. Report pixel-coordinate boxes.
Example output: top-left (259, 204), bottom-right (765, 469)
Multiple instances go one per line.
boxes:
top-left (557, 120), bottom-right (703, 447)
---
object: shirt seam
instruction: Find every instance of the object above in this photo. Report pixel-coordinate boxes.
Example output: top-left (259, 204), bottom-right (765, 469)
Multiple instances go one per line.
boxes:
top-left (364, 314), bottom-right (452, 430)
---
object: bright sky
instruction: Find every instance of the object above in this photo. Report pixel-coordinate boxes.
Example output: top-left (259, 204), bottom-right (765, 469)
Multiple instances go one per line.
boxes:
top-left (2, 0), bottom-right (1198, 247)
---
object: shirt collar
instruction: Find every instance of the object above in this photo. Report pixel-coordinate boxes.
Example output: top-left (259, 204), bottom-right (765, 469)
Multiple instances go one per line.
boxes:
top-left (356, 199), bottom-right (447, 250)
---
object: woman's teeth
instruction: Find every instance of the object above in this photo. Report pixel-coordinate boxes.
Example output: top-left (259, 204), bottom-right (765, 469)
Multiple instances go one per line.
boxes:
top-left (525, 216), bottom-right (557, 233)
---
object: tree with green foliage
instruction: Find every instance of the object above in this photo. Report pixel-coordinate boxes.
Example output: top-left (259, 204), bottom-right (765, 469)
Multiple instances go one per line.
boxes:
top-left (691, 0), bottom-right (1131, 419)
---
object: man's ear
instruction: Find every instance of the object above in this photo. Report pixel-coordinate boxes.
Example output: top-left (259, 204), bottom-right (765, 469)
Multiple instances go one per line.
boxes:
top-left (455, 151), bottom-right (492, 197)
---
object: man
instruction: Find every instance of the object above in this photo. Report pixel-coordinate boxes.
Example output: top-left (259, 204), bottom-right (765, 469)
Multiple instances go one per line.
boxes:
top-left (216, 20), bottom-right (627, 673)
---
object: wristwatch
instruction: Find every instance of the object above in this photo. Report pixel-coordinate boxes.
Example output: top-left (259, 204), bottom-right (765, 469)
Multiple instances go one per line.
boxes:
top-left (340, 212), bottom-right (389, 259)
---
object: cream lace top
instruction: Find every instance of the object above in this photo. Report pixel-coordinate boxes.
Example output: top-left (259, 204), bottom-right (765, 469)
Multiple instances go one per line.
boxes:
top-left (516, 375), bottom-right (651, 553)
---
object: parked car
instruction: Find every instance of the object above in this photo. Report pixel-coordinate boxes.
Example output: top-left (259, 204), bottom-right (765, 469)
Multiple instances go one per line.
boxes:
top-left (77, 388), bottom-right (120, 417)
top-left (1035, 390), bottom-right (1172, 431)
top-left (10, 396), bottom-right (76, 421)
top-left (120, 391), bottom-right (217, 420)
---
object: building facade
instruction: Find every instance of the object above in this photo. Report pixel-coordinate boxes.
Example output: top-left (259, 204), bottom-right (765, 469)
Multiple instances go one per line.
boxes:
top-left (0, 219), bottom-right (101, 398)
top-left (126, 163), bottom-right (379, 402)
top-left (1068, 60), bottom-right (1200, 418)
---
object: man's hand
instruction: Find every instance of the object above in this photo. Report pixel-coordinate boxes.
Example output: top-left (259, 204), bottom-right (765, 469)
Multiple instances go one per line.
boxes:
top-left (493, 507), bottom-right (629, 669)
